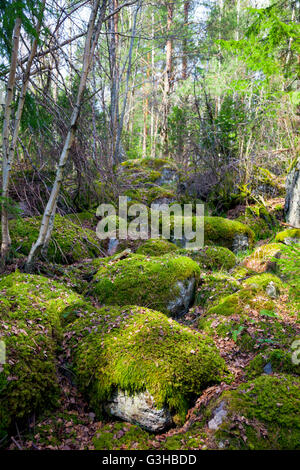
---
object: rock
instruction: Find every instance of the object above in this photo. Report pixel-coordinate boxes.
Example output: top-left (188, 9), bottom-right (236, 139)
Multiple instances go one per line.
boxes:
top-left (206, 374), bottom-right (300, 449)
top-left (285, 158), bottom-right (300, 228)
top-left (208, 401), bottom-right (227, 431)
top-left (107, 237), bottom-right (120, 256)
top-left (232, 234), bottom-right (250, 253)
top-left (167, 277), bottom-right (196, 317)
top-left (136, 238), bottom-right (178, 256)
top-left (177, 245), bottom-right (237, 271)
top-left (64, 305), bottom-right (229, 425)
top-left (265, 281), bottom-right (278, 298)
top-left (105, 390), bottom-right (172, 432)
top-left (275, 228), bottom-right (300, 245)
top-left (92, 253), bottom-right (200, 316)
top-left (243, 243), bottom-right (282, 273)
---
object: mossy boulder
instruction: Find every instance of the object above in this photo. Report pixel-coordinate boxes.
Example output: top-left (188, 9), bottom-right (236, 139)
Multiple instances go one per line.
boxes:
top-left (242, 273), bottom-right (283, 298)
top-left (136, 238), bottom-right (178, 256)
top-left (178, 245), bottom-right (237, 271)
top-left (195, 272), bottom-right (240, 308)
top-left (243, 243), bottom-right (282, 273)
top-left (0, 272), bottom-right (85, 441)
top-left (206, 287), bottom-right (275, 317)
top-left (162, 216), bottom-right (254, 252)
top-left (246, 349), bottom-right (300, 379)
top-left (207, 374), bottom-right (300, 449)
top-left (198, 290), bottom-right (299, 352)
top-left (7, 214), bottom-right (102, 263)
top-left (120, 158), bottom-right (178, 188)
top-left (64, 305), bottom-right (230, 426)
top-left (92, 254), bottom-right (200, 316)
top-left (275, 228), bottom-right (300, 245)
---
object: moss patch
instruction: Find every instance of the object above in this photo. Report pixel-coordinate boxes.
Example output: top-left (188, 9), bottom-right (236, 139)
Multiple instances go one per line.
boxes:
top-left (275, 228), bottom-right (300, 244)
top-left (0, 272), bottom-right (84, 441)
top-left (196, 272), bottom-right (240, 308)
top-left (136, 239), bottom-right (178, 256)
top-left (242, 273), bottom-right (284, 294)
top-left (178, 246), bottom-right (237, 271)
top-left (209, 374), bottom-right (300, 449)
top-left (7, 214), bottom-right (101, 263)
top-left (92, 254), bottom-right (200, 316)
top-left (64, 305), bottom-right (230, 420)
top-left (206, 288), bottom-right (275, 317)
top-left (246, 349), bottom-right (300, 379)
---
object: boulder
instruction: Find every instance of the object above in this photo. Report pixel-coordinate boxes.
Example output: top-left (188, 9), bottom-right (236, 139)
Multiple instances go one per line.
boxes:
top-left (206, 374), bottom-right (300, 449)
top-left (64, 305), bottom-right (230, 426)
top-left (177, 245), bottom-right (237, 271)
top-left (275, 228), bottom-right (300, 245)
top-left (243, 243), bottom-right (282, 273)
top-left (92, 253), bottom-right (200, 316)
top-left (105, 390), bottom-right (172, 432)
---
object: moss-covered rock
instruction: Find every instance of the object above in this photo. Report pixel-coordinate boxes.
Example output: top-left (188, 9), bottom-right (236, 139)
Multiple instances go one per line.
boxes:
top-left (92, 254), bottom-right (200, 316)
top-left (242, 273), bottom-right (284, 296)
top-left (64, 305), bottom-right (230, 422)
top-left (0, 272), bottom-right (85, 441)
top-left (178, 245), bottom-right (237, 271)
top-left (275, 228), bottom-right (300, 245)
top-left (207, 374), bottom-right (300, 449)
top-left (206, 287), bottom-right (275, 317)
top-left (246, 349), bottom-right (300, 379)
top-left (136, 239), bottom-right (178, 256)
top-left (196, 272), bottom-right (240, 308)
top-left (243, 243), bottom-right (282, 273)
top-left (7, 214), bottom-right (102, 263)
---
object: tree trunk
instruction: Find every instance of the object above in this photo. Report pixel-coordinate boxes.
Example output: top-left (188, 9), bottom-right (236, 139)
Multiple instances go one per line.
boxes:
top-left (1, 17), bottom-right (22, 262)
top-left (26, 0), bottom-right (108, 270)
top-left (182, 1), bottom-right (190, 80)
top-left (285, 157), bottom-right (300, 228)
top-left (161, 2), bottom-right (174, 157)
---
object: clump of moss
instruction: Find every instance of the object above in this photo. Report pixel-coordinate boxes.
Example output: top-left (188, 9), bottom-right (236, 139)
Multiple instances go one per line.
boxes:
top-left (93, 422), bottom-right (151, 450)
top-left (230, 266), bottom-right (255, 280)
top-left (275, 228), bottom-right (300, 245)
top-left (64, 210), bottom-right (96, 228)
top-left (196, 272), bottom-right (240, 308)
top-left (238, 204), bottom-right (279, 240)
top-left (0, 272), bottom-right (84, 441)
top-left (208, 374), bottom-right (300, 449)
top-left (242, 273), bottom-right (284, 294)
top-left (243, 243), bottom-right (282, 273)
top-left (185, 246), bottom-right (237, 271)
top-left (7, 214), bottom-right (102, 263)
top-left (64, 305), bottom-right (230, 420)
top-left (92, 254), bottom-right (200, 316)
top-left (246, 349), bottom-right (300, 379)
top-left (206, 287), bottom-right (275, 317)
top-left (136, 239), bottom-right (178, 256)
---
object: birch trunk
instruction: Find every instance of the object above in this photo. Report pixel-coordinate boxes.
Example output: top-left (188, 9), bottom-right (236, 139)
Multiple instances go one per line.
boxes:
top-left (26, 0), bottom-right (107, 270)
top-left (1, 17), bottom-right (22, 262)
top-left (161, 2), bottom-right (173, 157)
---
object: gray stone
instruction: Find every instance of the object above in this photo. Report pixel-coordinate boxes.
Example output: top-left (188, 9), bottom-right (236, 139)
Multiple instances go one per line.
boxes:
top-left (266, 281), bottom-right (278, 298)
top-left (208, 401), bottom-right (227, 431)
top-left (285, 159), bottom-right (300, 228)
top-left (105, 389), bottom-right (172, 432)
top-left (167, 277), bottom-right (196, 317)
top-left (232, 234), bottom-right (249, 253)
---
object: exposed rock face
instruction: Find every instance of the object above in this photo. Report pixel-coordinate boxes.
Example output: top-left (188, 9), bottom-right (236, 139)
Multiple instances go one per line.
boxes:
top-left (105, 390), bottom-right (172, 432)
top-left (208, 401), bottom-right (227, 431)
top-left (232, 234), bottom-right (249, 253)
top-left (285, 159), bottom-right (300, 228)
top-left (167, 278), bottom-right (196, 317)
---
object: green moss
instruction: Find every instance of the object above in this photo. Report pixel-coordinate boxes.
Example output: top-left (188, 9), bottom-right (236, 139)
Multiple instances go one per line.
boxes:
top-left (64, 210), bottom-right (96, 227)
top-left (242, 273), bottom-right (284, 293)
top-left (195, 272), bottom-right (240, 308)
top-left (206, 288), bottom-right (275, 317)
top-left (93, 422), bottom-right (151, 450)
top-left (0, 272), bottom-right (83, 441)
top-left (178, 246), bottom-right (237, 271)
top-left (64, 305), bottom-right (230, 420)
top-left (246, 349), bottom-right (300, 379)
top-left (275, 229), bottom-right (300, 244)
top-left (243, 243), bottom-right (282, 273)
top-left (210, 374), bottom-right (300, 449)
top-left (238, 204), bottom-right (279, 240)
top-left (230, 266), bottom-right (255, 279)
top-left (92, 254), bottom-right (200, 316)
top-left (136, 239), bottom-right (178, 256)
top-left (6, 214), bottom-right (102, 263)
